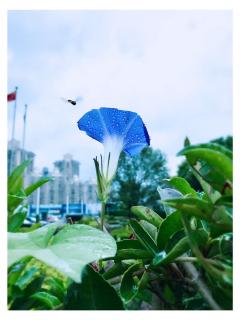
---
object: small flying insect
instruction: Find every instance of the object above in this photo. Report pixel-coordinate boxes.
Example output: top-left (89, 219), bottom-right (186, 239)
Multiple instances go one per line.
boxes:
top-left (61, 96), bottom-right (83, 106)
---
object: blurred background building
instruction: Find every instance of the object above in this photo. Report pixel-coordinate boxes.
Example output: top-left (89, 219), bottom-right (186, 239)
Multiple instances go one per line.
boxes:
top-left (8, 139), bottom-right (99, 218)
top-left (8, 139), bottom-right (35, 174)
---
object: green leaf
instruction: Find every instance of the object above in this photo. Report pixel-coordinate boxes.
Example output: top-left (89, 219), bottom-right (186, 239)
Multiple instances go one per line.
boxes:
top-left (120, 263), bottom-right (142, 303)
top-left (215, 196), bottom-right (233, 207)
top-left (15, 266), bottom-right (39, 290)
top-left (163, 176), bottom-right (198, 197)
top-left (30, 292), bottom-right (61, 309)
top-left (44, 277), bottom-right (65, 301)
top-left (114, 249), bottom-right (153, 260)
top-left (24, 177), bottom-right (51, 196)
top-left (211, 206), bottom-right (232, 230)
top-left (139, 220), bottom-right (158, 242)
top-left (191, 168), bottom-right (222, 203)
top-left (8, 190), bottom-right (26, 216)
top-left (219, 233), bottom-right (232, 258)
top-left (165, 230), bottom-right (186, 253)
top-left (178, 143), bottom-right (233, 160)
top-left (178, 145), bottom-right (233, 193)
top-left (131, 206), bottom-right (163, 227)
top-left (24, 276), bottom-right (45, 297)
top-left (8, 258), bottom-right (32, 286)
top-left (8, 223), bottom-right (117, 283)
top-left (8, 211), bottom-right (27, 232)
top-left (117, 239), bottom-right (144, 250)
top-left (206, 239), bottom-right (220, 258)
top-left (103, 262), bottom-right (129, 280)
top-left (157, 211), bottom-right (183, 251)
top-left (157, 187), bottom-right (183, 215)
top-left (153, 229), bottom-right (208, 266)
top-left (162, 198), bottom-right (232, 231)
top-left (64, 265), bottom-right (124, 310)
top-left (8, 160), bottom-right (30, 195)
top-left (162, 198), bottom-right (212, 219)
top-left (8, 161), bottom-right (50, 217)
top-left (129, 220), bottom-right (159, 256)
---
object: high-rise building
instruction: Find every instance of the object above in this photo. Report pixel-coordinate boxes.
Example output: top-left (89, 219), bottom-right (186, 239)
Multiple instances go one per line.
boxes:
top-left (54, 154), bottom-right (80, 180)
top-left (7, 141), bottom-right (99, 214)
top-left (8, 139), bottom-right (35, 174)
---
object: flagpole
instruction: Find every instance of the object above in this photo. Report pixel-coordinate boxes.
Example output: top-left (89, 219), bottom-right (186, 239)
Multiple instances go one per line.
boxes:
top-left (10, 86), bottom-right (18, 173)
top-left (11, 86), bottom-right (18, 141)
top-left (22, 104), bottom-right (28, 161)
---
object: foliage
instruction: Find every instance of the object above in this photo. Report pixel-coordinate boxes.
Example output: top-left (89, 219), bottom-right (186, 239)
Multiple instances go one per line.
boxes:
top-left (8, 138), bottom-right (233, 310)
top-left (177, 136), bottom-right (232, 191)
top-left (64, 265), bottom-right (124, 310)
top-left (8, 257), bottom-right (67, 310)
top-left (103, 140), bottom-right (232, 310)
top-left (110, 147), bottom-right (168, 214)
top-left (8, 160), bottom-right (50, 232)
top-left (8, 162), bottom-right (120, 310)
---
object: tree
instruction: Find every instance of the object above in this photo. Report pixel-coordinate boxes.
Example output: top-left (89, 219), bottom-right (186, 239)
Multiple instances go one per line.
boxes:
top-left (177, 135), bottom-right (233, 191)
top-left (109, 147), bottom-right (169, 215)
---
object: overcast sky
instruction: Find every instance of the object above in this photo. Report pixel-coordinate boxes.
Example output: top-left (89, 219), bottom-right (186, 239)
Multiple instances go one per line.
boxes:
top-left (8, 10), bottom-right (232, 181)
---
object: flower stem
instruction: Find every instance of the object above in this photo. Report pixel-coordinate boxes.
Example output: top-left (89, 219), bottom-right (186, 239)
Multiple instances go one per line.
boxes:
top-left (175, 257), bottom-right (198, 263)
top-left (100, 201), bottom-right (106, 231)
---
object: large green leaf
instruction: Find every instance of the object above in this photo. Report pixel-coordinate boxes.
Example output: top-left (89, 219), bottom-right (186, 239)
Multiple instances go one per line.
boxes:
top-left (157, 211), bottom-right (183, 251)
top-left (131, 206), bottom-right (163, 227)
top-left (64, 265), bottom-right (124, 310)
top-left (153, 229), bottom-right (208, 266)
top-left (8, 223), bottom-right (117, 283)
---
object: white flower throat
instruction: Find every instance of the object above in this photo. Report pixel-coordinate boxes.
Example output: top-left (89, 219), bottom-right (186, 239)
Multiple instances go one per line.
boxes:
top-left (102, 136), bottom-right (124, 180)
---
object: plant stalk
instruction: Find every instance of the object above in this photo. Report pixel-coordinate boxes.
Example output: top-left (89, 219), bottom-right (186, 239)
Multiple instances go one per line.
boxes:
top-left (100, 201), bottom-right (106, 231)
top-left (175, 257), bottom-right (198, 263)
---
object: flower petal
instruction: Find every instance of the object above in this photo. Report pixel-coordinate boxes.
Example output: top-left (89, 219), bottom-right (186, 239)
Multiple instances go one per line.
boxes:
top-left (78, 107), bottom-right (150, 156)
top-left (78, 109), bottom-right (106, 143)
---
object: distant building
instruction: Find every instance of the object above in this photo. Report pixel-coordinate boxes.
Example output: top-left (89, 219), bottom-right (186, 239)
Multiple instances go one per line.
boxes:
top-left (8, 139), bottom-right (35, 174)
top-left (54, 154), bottom-right (80, 180)
top-left (7, 141), bottom-right (99, 215)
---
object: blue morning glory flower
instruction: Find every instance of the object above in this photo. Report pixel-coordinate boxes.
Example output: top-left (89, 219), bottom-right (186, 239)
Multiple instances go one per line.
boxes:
top-left (78, 107), bottom-right (150, 180)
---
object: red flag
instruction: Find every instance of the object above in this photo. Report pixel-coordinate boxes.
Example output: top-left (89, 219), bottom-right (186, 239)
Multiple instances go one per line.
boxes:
top-left (7, 91), bottom-right (16, 102)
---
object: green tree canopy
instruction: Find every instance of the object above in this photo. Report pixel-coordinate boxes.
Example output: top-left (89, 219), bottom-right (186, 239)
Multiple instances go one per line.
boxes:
top-left (109, 147), bottom-right (169, 214)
